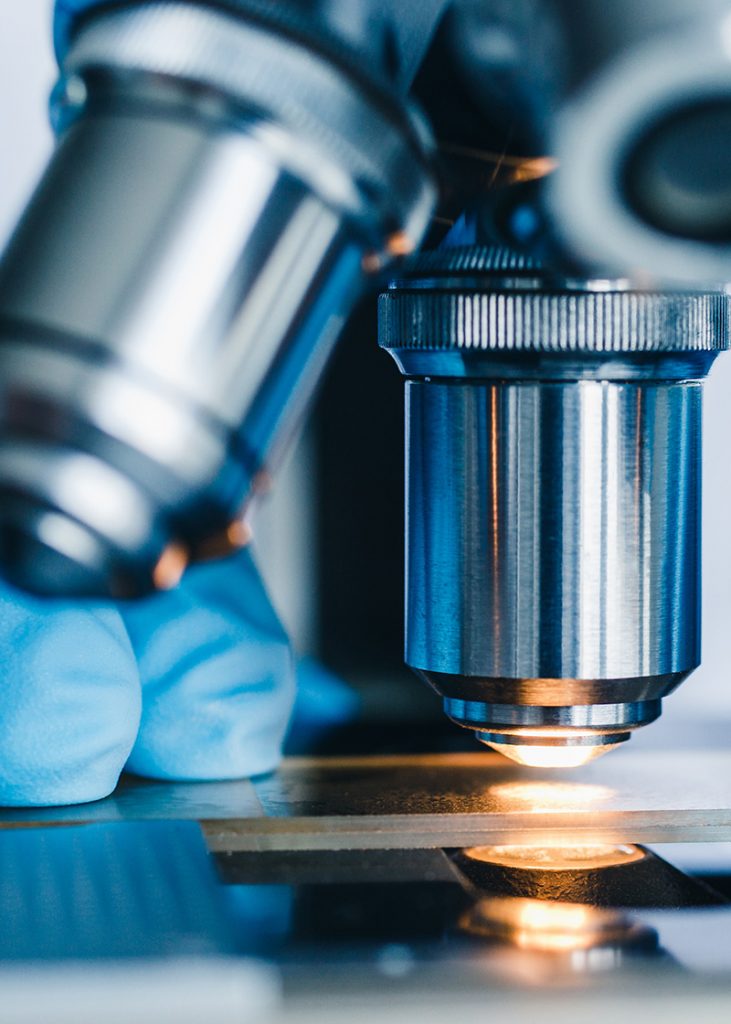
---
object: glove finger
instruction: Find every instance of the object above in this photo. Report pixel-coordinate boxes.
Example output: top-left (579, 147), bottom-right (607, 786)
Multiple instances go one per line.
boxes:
top-left (0, 584), bottom-right (140, 806)
top-left (120, 549), bottom-right (295, 781)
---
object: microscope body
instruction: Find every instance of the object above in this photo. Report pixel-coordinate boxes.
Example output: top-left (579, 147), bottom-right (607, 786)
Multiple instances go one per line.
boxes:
top-left (380, 249), bottom-right (725, 762)
top-left (1, 0), bottom-right (731, 759)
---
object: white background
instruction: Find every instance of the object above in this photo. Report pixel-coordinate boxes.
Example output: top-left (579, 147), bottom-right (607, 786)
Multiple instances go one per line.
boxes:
top-left (1, 3), bottom-right (731, 734)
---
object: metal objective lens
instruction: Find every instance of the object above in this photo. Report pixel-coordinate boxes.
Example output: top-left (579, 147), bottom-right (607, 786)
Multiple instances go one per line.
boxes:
top-left (0, 2), bottom-right (435, 597)
top-left (379, 246), bottom-right (729, 763)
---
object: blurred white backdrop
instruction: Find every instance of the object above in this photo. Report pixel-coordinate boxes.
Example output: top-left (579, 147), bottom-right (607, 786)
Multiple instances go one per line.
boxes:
top-left (1, 3), bottom-right (731, 731)
top-left (0, 3), bottom-right (55, 243)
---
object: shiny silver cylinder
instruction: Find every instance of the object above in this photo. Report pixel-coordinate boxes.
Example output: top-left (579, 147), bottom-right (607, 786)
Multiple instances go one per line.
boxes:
top-left (407, 379), bottom-right (699, 739)
top-left (0, 3), bottom-right (435, 597)
top-left (380, 247), bottom-right (729, 757)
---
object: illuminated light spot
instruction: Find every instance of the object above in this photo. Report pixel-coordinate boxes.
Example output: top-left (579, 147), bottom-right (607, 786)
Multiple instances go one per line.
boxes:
top-left (462, 897), bottom-right (630, 953)
top-left (487, 780), bottom-right (614, 809)
top-left (512, 155), bottom-right (560, 182)
top-left (464, 844), bottom-right (645, 871)
top-left (152, 542), bottom-right (189, 590)
top-left (387, 230), bottom-right (415, 257)
top-left (486, 742), bottom-right (618, 768)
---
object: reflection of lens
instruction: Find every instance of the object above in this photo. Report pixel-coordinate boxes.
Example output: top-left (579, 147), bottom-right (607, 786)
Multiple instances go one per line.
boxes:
top-left (461, 897), bottom-right (645, 954)
top-left (464, 845), bottom-right (645, 872)
top-left (487, 781), bottom-right (614, 809)
top-left (452, 843), bottom-right (654, 908)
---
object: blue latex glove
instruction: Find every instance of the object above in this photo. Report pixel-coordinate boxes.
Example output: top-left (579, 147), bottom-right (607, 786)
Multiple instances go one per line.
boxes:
top-left (0, 550), bottom-right (296, 806)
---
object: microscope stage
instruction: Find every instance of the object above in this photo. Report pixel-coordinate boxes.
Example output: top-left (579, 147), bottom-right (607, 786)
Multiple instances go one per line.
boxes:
top-left (2, 752), bottom-right (731, 1020)
top-left (2, 750), bottom-right (731, 851)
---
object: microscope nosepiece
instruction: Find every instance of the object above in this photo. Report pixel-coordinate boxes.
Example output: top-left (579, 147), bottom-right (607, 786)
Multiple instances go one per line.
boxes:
top-left (379, 247), bottom-right (729, 762)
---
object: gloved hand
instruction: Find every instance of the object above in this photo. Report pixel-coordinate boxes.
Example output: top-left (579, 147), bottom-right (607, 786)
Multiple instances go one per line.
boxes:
top-left (0, 550), bottom-right (296, 806)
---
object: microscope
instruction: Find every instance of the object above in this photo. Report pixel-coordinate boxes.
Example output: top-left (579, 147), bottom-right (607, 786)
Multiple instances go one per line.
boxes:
top-left (0, 0), bottom-right (729, 765)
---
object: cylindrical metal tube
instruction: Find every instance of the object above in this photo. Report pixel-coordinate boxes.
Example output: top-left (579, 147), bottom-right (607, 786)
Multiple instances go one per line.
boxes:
top-left (380, 246), bottom-right (728, 762)
top-left (407, 378), bottom-right (699, 740)
top-left (0, 2), bottom-right (435, 597)
top-left (0, 108), bottom-right (363, 577)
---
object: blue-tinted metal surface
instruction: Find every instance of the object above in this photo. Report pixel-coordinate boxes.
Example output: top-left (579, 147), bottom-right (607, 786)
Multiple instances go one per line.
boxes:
top-left (406, 379), bottom-right (701, 681)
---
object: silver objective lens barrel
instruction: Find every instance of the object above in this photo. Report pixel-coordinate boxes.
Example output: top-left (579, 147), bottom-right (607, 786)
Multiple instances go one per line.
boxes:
top-left (379, 247), bottom-right (729, 762)
top-left (0, 2), bottom-right (435, 597)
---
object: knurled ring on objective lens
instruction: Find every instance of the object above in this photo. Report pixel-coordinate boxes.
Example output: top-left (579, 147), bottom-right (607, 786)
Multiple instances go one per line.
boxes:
top-left (378, 246), bottom-right (730, 354)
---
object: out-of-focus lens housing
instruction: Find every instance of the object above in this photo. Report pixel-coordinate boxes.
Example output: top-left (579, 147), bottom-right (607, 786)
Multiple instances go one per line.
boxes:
top-left (0, 2), bottom-right (435, 597)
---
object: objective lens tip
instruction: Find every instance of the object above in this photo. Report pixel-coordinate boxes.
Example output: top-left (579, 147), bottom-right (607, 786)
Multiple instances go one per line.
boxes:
top-left (483, 742), bottom-right (620, 768)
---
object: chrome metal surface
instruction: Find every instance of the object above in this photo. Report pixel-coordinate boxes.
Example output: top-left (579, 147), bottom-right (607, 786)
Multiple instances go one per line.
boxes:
top-left (407, 379), bottom-right (700, 679)
top-left (442, 701), bottom-right (661, 730)
top-left (61, 3), bottom-right (435, 240)
top-left (444, 700), bottom-right (661, 743)
top-left (379, 247), bottom-right (728, 754)
top-left (476, 731), bottom-right (629, 749)
top-left (0, 2), bottom-right (435, 596)
top-left (379, 244), bottom-right (727, 382)
top-left (381, 285), bottom-right (728, 353)
top-left (405, 377), bottom-right (701, 747)
top-left (0, 112), bottom-right (358, 594)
